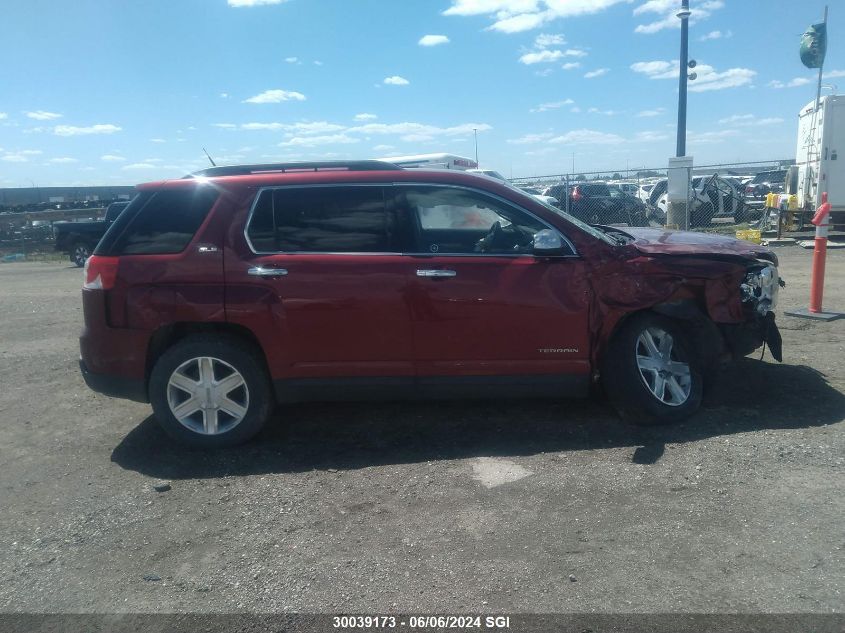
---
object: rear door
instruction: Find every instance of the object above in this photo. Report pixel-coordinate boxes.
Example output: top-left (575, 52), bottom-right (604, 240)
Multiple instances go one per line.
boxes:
top-left (394, 184), bottom-right (592, 395)
top-left (224, 184), bottom-right (416, 394)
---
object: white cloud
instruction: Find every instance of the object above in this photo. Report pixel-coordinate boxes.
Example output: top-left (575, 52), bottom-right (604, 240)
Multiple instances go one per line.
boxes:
top-left (535, 33), bottom-right (565, 48)
top-left (718, 114), bottom-right (784, 127)
top-left (634, 130), bottom-right (670, 142)
top-left (587, 107), bottom-right (617, 115)
top-left (280, 134), bottom-right (360, 147)
top-left (584, 68), bottom-right (609, 78)
top-left (2, 154), bottom-right (30, 162)
top-left (768, 77), bottom-right (813, 89)
top-left (354, 113), bottom-right (378, 121)
top-left (150, 138), bottom-right (166, 143)
top-left (220, 92), bottom-right (229, 98)
top-left (53, 124), bottom-right (122, 136)
top-left (384, 75), bottom-right (410, 85)
top-left (507, 132), bottom-right (554, 144)
top-left (101, 154), bottom-right (126, 162)
top-left (122, 162), bottom-right (159, 170)
top-left (443, 0), bottom-right (630, 33)
top-left (630, 60), bottom-right (677, 78)
top-left (25, 110), bottom-right (62, 120)
top-left (48, 157), bottom-right (78, 164)
top-left (228, 0), bottom-right (288, 6)
top-left (631, 60), bottom-right (755, 92)
top-left (688, 129), bottom-right (740, 144)
top-left (348, 122), bottom-right (491, 139)
top-left (373, 144), bottom-right (395, 152)
top-left (520, 49), bottom-right (563, 65)
top-left (313, 60), bottom-right (324, 66)
top-left (549, 129), bottom-right (625, 145)
top-left (634, 0), bottom-right (724, 34)
top-left (419, 34), bottom-right (450, 46)
top-left (637, 107), bottom-right (666, 117)
top-left (520, 48), bottom-right (585, 64)
top-left (285, 56), bottom-right (299, 63)
top-left (700, 29), bottom-right (731, 41)
top-left (561, 62), bottom-right (581, 70)
top-left (530, 99), bottom-right (574, 113)
top-left (825, 70), bottom-right (845, 79)
top-left (243, 89), bottom-right (306, 103)
top-left (0, 112), bottom-right (7, 120)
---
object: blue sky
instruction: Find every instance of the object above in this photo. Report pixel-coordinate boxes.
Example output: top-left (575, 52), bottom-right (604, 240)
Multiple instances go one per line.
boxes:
top-left (0, 0), bottom-right (842, 186)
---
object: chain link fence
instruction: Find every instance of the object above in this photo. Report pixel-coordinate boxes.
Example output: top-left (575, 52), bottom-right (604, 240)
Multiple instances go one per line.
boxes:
top-left (511, 159), bottom-right (794, 232)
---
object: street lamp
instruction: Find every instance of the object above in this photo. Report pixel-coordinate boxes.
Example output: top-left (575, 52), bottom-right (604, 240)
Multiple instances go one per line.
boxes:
top-left (676, 0), bottom-right (691, 157)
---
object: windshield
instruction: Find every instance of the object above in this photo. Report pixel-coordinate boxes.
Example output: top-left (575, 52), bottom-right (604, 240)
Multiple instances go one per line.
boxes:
top-left (501, 181), bottom-right (618, 246)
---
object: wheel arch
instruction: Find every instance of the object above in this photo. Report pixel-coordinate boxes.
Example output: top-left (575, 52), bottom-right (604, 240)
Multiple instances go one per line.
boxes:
top-left (601, 300), bottom-right (726, 375)
top-left (145, 322), bottom-right (272, 399)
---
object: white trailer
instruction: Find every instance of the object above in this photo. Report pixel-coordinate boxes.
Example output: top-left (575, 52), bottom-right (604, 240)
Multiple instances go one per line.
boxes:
top-left (376, 153), bottom-right (478, 170)
top-left (795, 94), bottom-right (845, 226)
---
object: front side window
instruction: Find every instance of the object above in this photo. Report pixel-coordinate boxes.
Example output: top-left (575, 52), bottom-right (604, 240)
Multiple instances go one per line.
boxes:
top-left (246, 186), bottom-right (395, 253)
top-left (397, 186), bottom-right (548, 255)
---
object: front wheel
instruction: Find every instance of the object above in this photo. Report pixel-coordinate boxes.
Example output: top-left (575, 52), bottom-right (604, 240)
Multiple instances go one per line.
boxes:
top-left (602, 313), bottom-right (703, 426)
top-left (149, 335), bottom-right (273, 448)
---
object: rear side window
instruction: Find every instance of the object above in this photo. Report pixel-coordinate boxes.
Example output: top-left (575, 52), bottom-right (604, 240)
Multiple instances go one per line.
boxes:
top-left (102, 187), bottom-right (219, 255)
top-left (582, 184), bottom-right (610, 196)
top-left (246, 186), bottom-right (395, 253)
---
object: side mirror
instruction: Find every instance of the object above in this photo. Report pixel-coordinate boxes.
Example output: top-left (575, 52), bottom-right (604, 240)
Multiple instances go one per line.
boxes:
top-left (532, 229), bottom-right (565, 256)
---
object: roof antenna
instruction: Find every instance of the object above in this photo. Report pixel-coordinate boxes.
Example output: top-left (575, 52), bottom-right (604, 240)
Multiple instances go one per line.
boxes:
top-left (202, 147), bottom-right (217, 167)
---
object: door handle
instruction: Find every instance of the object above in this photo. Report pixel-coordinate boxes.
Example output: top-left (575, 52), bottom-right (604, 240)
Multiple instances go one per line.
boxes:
top-left (416, 269), bottom-right (457, 278)
top-left (248, 266), bottom-right (288, 277)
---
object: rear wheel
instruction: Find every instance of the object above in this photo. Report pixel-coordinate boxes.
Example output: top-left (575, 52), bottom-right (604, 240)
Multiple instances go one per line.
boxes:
top-left (602, 313), bottom-right (703, 426)
top-left (71, 242), bottom-right (91, 267)
top-left (149, 335), bottom-right (273, 448)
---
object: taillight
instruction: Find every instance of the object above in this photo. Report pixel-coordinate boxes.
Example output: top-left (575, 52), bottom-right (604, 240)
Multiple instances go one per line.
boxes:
top-left (571, 186), bottom-right (583, 202)
top-left (83, 256), bottom-right (119, 290)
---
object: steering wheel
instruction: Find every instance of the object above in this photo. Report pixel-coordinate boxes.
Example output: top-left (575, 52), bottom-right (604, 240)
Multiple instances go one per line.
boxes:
top-left (474, 221), bottom-right (502, 253)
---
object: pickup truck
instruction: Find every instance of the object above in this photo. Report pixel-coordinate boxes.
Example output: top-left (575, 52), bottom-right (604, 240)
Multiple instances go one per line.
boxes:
top-left (55, 201), bottom-right (130, 266)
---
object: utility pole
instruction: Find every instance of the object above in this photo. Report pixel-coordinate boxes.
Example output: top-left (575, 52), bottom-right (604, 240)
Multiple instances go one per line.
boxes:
top-left (668, 0), bottom-right (693, 229)
top-left (676, 0), bottom-right (691, 158)
top-left (815, 5), bottom-right (829, 112)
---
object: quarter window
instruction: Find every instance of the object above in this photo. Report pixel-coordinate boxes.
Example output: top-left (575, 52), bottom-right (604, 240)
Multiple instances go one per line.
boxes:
top-left (247, 186), bottom-right (395, 253)
top-left (107, 187), bottom-right (219, 255)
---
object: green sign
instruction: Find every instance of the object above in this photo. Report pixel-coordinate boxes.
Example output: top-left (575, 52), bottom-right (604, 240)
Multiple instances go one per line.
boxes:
top-left (800, 22), bottom-right (827, 69)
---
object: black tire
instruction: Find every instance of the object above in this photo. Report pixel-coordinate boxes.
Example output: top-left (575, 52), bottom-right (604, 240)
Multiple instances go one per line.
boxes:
top-left (149, 334), bottom-right (273, 448)
top-left (602, 313), bottom-right (703, 426)
top-left (71, 241), bottom-right (91, 267)
top-left (734, 202), bottom-right (749, 224)
top-left (692, 202), bottom-right (714, 228)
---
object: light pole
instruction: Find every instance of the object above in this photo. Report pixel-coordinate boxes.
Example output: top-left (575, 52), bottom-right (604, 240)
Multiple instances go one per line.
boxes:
top-left (676, 0), bottom-right (691, 157)
top-left (667, 0), bottom-right (693, 229)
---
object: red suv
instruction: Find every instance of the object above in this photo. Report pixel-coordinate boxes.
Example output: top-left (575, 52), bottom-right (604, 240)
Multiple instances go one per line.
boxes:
top-left (79, 161), bottom-right (783, 448)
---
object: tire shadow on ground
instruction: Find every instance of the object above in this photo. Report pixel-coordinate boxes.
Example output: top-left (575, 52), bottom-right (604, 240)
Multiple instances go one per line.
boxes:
top-left (111, 359), bottom-right (845, 479)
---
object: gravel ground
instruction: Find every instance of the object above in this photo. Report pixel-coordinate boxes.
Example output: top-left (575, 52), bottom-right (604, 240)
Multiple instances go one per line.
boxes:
top-left (0, 247), bottom-right (843, 614)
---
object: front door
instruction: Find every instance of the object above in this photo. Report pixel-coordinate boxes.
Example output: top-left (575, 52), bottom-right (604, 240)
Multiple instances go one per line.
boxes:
top-left (394, 184), bottom-right (592, 394)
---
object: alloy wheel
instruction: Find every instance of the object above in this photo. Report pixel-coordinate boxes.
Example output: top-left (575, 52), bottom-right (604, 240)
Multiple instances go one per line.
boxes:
top-left (635, 327), bottom-right (692, 407)
top-left (167, 356), bottom-right (250, 435)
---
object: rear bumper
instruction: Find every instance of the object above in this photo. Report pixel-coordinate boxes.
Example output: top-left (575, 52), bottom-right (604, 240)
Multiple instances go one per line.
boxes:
top-left (79, 289), bottom-right (151, 402)
top-left (79, 359), bottom-right (148, 403)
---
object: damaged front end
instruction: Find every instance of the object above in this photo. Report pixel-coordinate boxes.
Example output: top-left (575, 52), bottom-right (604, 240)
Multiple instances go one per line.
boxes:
top-left (722, 261), bottom-right (784, 362)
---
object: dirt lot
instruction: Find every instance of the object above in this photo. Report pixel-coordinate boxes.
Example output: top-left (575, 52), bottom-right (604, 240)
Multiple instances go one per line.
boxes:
top-left (0, 247), bottom-right (843, 614)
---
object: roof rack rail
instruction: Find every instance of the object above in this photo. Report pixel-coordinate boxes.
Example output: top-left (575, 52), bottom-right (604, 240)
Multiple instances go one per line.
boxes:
top-left (186, 160), bottom-right (401, 178)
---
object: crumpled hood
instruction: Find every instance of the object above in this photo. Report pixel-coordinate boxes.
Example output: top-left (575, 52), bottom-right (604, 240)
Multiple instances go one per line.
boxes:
top-left (623, 227), bottom-right (775, 262)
